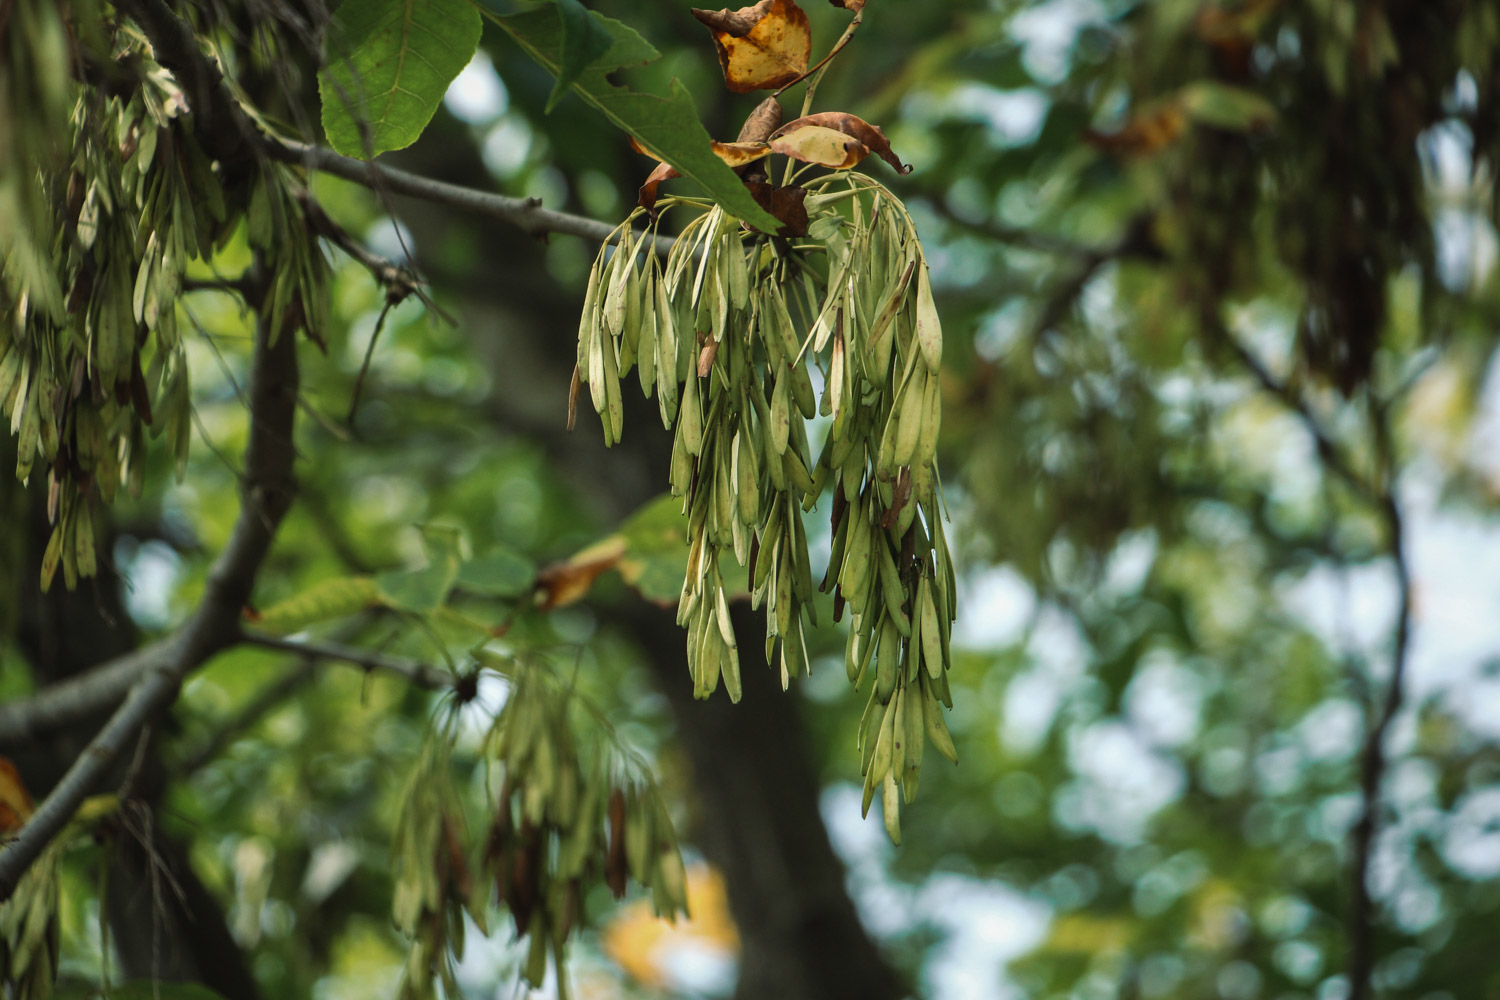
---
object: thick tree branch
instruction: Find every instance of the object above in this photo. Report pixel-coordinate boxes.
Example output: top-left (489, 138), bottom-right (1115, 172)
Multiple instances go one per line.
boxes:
top-left (0, 316), bottom-right (300, 901)
top-left (0, 639), bottom-right (176, 748)
top-left (0, 628), bottom-right (458, 748)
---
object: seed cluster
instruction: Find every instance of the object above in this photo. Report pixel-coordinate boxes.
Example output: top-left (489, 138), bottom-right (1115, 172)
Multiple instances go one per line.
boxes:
top-left (577, 171), bottom-right (957, 840)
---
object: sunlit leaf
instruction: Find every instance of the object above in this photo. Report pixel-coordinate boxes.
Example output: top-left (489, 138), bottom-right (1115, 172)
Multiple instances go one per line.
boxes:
top-left (319, 0), bottom-right (483, 158)
top-left (1178, 80), bottom-right (1276, 131)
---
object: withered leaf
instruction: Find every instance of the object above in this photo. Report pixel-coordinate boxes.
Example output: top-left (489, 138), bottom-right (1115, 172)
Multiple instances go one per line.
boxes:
top-left (828, 0), bottom-right (866, 10)
top-left (737, 96), bottom-right (785, 143)
top-left (634, 137), bottom-right (771, 210)
top-left (771, 112), bottom-right (912, 173)
top-left (534, 536), bottom-right (626, 608)
top-left (1087, 104), bottom-right (1187, 157)
top-left (770, 124), bottom-right (870, 169)
top-left (692, 0), bottom-right (812, 93)
top-left (0, 757), bottom-right (34, 833)
top-left (713, 140), bottom-right (774, 168)
top-left (639, 160), bottom-right (681, 212)
top-left (745, 180), bottom-right (809, 237)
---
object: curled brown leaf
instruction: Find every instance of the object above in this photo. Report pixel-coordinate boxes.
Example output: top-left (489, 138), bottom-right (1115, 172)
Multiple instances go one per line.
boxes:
top-left (745, 180), bottom-right (809, 237)
top-left (691, 0), bottom-right (812, 93)
top-left (771, 111), bottom-right (912, 174)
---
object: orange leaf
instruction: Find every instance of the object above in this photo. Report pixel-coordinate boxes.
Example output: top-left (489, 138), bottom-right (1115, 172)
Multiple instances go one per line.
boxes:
top-left (711, 140), bottom-right (773, 169)
top-left (827, 0), bottom-right (865, 10)
top-left (534, 537), bottom-right (627, 609)
top-left (691, 0), bottom-right (811, 93)
top-left (638, 160), bottom-right (681, 212)
top-left (770, 112), bottom-right (912, 174)
top-left (769, 124), bottom-right (870, 170)
top-left (0, 757), bottom-right (35, 834)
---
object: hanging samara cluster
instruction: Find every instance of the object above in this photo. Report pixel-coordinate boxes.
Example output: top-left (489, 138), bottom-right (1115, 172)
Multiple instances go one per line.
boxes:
top-left (576, 154), bottom-right (956, 841)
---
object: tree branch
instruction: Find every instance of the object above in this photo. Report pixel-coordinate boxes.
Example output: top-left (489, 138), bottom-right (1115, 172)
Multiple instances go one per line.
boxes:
top-left (1347, 439), bottom-right (1413, 1000)
top-left (1201, 309), bottom-right (1379, 506)
top-left (0, 313), bottom-right (300, 901)
top-left (114, 0), bottom-right (673, 256)
top-left (239, 633), bottom-right (455, 690)
top-left (1203, 303), bottom-right (1411, 1000)
top-left (266, 138), bottom-right (674, 254)
top-left (0, 639), bottom-right (177, 748)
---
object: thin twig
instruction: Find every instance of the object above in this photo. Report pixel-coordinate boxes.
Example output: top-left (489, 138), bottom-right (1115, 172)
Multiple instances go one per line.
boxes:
top-left (239, 632), bottom-right (455, 690)
top-left (268, 137), bottom-right (677, 255)
top-left (1202, 310), bottom-right (1379, 505)
top-left (773, 11), bottom-right (863, 98)
top-left (1207, 302), bottom-right (1411, 1000)
top-left (346, 299), bottom-right (396, 428)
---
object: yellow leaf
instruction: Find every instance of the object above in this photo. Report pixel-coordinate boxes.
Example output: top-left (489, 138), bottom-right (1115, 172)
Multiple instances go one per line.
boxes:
top-left (602, 865), bottom-right (740, 987)
top-left (691, 0), bottom-right (811, 93)
top-left (769, 124), bottom-right (869, 170)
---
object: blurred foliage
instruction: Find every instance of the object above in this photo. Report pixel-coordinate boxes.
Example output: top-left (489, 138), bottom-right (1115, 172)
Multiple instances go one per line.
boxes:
top-left (3, 0), bottom-right (1500, 999)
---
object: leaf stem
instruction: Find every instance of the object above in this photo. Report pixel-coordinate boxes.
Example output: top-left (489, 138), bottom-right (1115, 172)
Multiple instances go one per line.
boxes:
top-left (778, 13), bottom-right (863, 186)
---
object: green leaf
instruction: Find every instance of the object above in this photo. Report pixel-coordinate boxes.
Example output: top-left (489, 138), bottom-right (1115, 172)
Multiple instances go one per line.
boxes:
top-left (456, 547), bottom-right (537, 597)
top-left (320, 0), bottom-right (483, 159)
top-left (252, 576), bottom-right (381, 635)
top-left (541, 0), bottom-right (613, 113)
top-left (482, 3), bottom-right (785, 233)
top-left (375, 525), bottom-right (466, 614)
top-left (1178, 81), bottom-right (1276, 132)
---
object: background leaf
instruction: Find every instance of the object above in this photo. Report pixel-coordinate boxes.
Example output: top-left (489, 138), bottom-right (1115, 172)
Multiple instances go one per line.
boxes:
top-left (320, 0), bottom-right (483, 158)
top-left (455, 547), bottom-right (536, 597)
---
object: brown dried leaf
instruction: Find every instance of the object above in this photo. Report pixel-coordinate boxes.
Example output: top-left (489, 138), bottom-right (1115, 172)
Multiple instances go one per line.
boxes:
top-left (0, 757), bottom-right (34, 833)
top-left (828, 0), bottom-right (865, 10)
top-left (744, 180), bottom-right (809, 237)
top-left (769, 124), bottom-right (870, 169)
top-left (634, 137), bottom-right (771, 210)
top-left (691, 0), bottom-right (811, 93)
top-left (638, 160), bottom-right (682, 212)
top-left (771, 112), bottom-right (912, 173)
top-left (534, 536), bottom-right (627, 609)
top-left (736, 97), bottom-right (785, 143)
